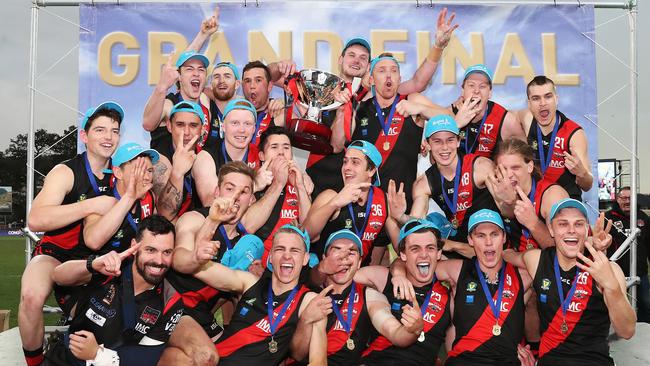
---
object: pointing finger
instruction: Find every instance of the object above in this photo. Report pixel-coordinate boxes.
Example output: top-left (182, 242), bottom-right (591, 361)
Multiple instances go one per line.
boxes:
top-left (119, 243), bottom-right (141, 260)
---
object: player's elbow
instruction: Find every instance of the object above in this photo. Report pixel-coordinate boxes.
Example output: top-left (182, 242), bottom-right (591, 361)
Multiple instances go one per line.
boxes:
top-left (83, 230), bottom-right (104, 251)
top-left (27, 211), bottom-right (47, 232)
top-left (617, 320), bottom-right (636, 339)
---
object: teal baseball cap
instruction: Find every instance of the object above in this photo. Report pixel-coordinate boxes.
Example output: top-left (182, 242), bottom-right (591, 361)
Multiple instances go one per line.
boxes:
top-left (468, 209), bottom-right (504, 233)
top-left (463, 64), bottom-right (493, 85)
top-left (347, 140), bottom-right (382, 186)
top-left (220, 234), bottom-right (264, 271)
top-left (426, 212), bottom-right (457, 239)
top-left (81, 101), bottom-right (124, 130)
top-left (549, 198), bottom-right (588, 221)
top-left (223, 98), bottom-right (257, 122)
top-left (343, 37), bottom-right (371, 55)
top-left (398, 218), bottom-right (441, 246)
top-left (170, 101), bottom-right (206, 124)
top-left (214, 61), bottom-right (241, 81)
top-left (324, 229), bottom-right (363, 256)
top-left (424, 114), bottom-right (460, 139)
top-left (278, 224), bottom-right (311, 252)
top-left (175, 50), bottom-right (210, 69)
top-left (112, 142), bottom-right (160, 167)
top-left (370, 55), bottom-right (399, 75)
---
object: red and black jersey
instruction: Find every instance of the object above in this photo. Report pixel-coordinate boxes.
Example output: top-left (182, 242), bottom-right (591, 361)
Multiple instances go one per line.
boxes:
top-left (351, 94), bottom-right (423, 210)
top-left (215, 271), bottom-right (310, 366)
top-left (503, 179), bottom-right (555, 252)
top-left (207, 99), bottom-right (224, 148)
top-left (362, 273), bottom-right (451, 366)
top-left (446, 259), bottom-right (524, 366)
top-left (311, 186), bottom-right (389, 265)
top-left (80, 189), bottom-right (155, 257)
top-left (203, 137), bottom-right (261, 175)
top-left (157, 137), bottom-right (202, 217)
top-left (251, 108), bottom-right (275, 148)
top-left (533, 247), bottom-right (614, 366)
top-left (452, 100), bottom-right (507, 159)
top-left (254, 184), bottom-right (300, 264)
top-left (527, 111), bottom-right (583, 200)
top-left (605, 207), bottom-right (650, 276)
top-left (38, 153), bottom-right (113, 253)
top-left (425, 153), bottom-right (498, 258)
top-left (151, 92), bottom-right (212, 152)
top-left (164, 208), bottom-right (246, 338)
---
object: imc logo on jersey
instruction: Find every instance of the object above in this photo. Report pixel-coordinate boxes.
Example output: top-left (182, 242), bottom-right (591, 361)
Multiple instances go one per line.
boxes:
top-left (423, 310), bottom-right (440, 324)
top-left (140, 306), bottom-right (161, 325)
top-left (549, 159), bottom-right (565, 169)
top-left (362, 232), bottom-right (377, 241)
top-left (456, 201), bottom-right (471, 211)
top-left (567, 301), bottom-right (583, 313)
top-left (281, 209), bottom-right (298, 219)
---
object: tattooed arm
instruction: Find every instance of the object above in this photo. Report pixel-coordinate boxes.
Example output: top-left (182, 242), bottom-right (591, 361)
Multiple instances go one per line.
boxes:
top-left (153, 155), bottom-right (184, 222)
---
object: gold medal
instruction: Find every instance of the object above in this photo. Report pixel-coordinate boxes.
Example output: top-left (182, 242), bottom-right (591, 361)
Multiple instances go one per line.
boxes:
top-left (451, 217), bottom-right (459, 229)
top-left (418, 331), bottom-right (426, 343)
top-left (268, 339), bottom-right (278, 353)
top-left (383, 141), bottom-right (390, 151)
top-left (560, 320), bottom-right (569, 334)
top-left (346, 338), bottom-right (355, 350)
top-left (492, 324), bottom-right (501, 336)
top-left (526, 241), bottom-right (534, 250)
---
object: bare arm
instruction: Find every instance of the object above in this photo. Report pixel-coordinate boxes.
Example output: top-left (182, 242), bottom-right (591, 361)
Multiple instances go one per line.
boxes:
top-left (302, 190), bottom-right (339, 240)
top-left (171, 211), bottom-right (210, 274)
top-left (410, 174), bottom-right (432, 219)
top-left (192, 150), bottom-right (219, 207)
top-left (602, 263), bottom-right (636, 339)
top-left (354, 266), bottom-right (390, 292)
top-left (82, 198), bottom-right (131, 251)
top-left (156, 136), bottom-right (199, 221)
top-left (330, 89), bottom-right (354, 153)
top-left (567, 129), bottom-right (593, 192)
top-left (500, 111), bottom-right (527, 141)
top-left (434, 259), bottom-right (463, 288)
top-left (241, 179), bottom-right (285, 233)
top-left (53, 245), bottom-right (139, 286)
top-left (367, 288), bottom-right (423, 347)
top-left (442, 240), bottom-right (475, 259)
top-left (185, 8), bottom-right (219, 52)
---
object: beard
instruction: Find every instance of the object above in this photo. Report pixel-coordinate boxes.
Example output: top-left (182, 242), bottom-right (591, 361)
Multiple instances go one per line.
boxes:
top-left (135, 252), bottom-right (168, 286)
top-left (213, 86), bottom-right (236, 101)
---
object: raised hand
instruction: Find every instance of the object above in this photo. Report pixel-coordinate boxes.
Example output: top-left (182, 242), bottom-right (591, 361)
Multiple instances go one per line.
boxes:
top-left (89, 195), bottom-right (119, 216)
top-left (91, 243), bottom-right (140, 277)
top-left (563, 150), bottom-right (587, 178)
top-left (513, 185), bottom-right (538, 229)
top-left (391, 274), bottom-right (416, 302)
top-left (271, 156), bottom-right (290, 187)
top-left (302, 285), bottom-right (334, 324)
top-left (200, 7), bottom-right (220, 36)
top-left (486, 164), bottom-right (516, 206)
top-left (400, 300), bottom-right (424, 334)
top-left (517, 344), bottom-right (536, 366)
top-left (592, 212), bottom-right (613, 252)
top-left (208, 186), bottom-right (244, 223)
top-left (268, 98), bottom-right (286, 118)
top-left (133, 157), bottom-right (153, 199)
top-left (334, 87), bottom-right (352, 106)
top-left (254, 157), bottom-right (275, 191)
top-left (331, 182), bottom-right (372, 208)
top-left (194, 236), bottom-right (220, 265)
top-left (387, 179), bottom-right (407, 222)
top-left (172, 134), bottom-right (199, 177)
top-left (396, 99), bottom-right (423, 118)
top-left (454, 96), bottom-right (481, 128)
top-left (276, 59), bottom-right (297, 80)
top-left (318, 248), bottom-right (350, 276)
top-left (576, 240), bottom-right (620, 292)
top-left (434, 7), bottom-right (459, 49)
top-left (159, 52), bottom-right (180, 91)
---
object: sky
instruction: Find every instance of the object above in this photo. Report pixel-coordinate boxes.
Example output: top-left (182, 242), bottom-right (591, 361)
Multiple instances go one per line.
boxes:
top-left (1, 0), bottom-right (648, 192)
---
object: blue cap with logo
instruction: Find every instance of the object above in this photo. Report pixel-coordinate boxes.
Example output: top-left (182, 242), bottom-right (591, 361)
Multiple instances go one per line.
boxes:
top-left (468, 209), bottom-right (504, 233)
top-left (398, 218), bottom-right (441, 245)
top-left (343, 37), bottom-right (371, 55)
top-left (81, 101), bottom-right (124, 130)
top-left (223, 98), bottom-right (257, 121)
top-left (112, 142), bottom-right (160, 167)
top-left (214, 61), bottom-right (241, 81)
top-left (170, 101), bottom-right (206, 124)
top-left (463, 64), bottom-right (493, 85)
top-left (424, 114), bottom-right (460, 139)
top-left (324, 229), bottom-right (363, 256)
top-left (426, 212), bottom-right (457, 239)
top-left (220, 234), bottom-right (264, 271)
top-left (548, 198), bottom-right (588, 221)
top-left (369, 55), bottom-right (399, 75)
top-left (347, 140), bottom-right (382, 186)
top-left (175, 50), bottom-right (210, 69)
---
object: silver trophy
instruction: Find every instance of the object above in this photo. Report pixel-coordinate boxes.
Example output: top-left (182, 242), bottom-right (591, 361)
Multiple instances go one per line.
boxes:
top-left (287, 69), bottom-right (361, 154)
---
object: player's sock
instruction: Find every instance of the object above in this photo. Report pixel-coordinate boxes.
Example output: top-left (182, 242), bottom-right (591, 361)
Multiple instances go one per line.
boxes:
top-left (23, 346), bottom-right (44, 366)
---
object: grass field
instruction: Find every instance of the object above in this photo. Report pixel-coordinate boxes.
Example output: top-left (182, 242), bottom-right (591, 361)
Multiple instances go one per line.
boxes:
top-left (0, 236), bottom-right (62, 329)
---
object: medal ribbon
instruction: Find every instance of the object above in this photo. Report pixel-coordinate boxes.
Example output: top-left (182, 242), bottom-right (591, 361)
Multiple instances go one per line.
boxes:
top-left (83, 152), bottom-right (104, 195)
top-left (218, 223), bottom-right (248, 251)
top-left (475, 259), bottom-right (506, 324)
top-left (521, 178), bottom-right (536, 243)
top-left (253, 111), bottom-right (267, 144)
top-left (440, 158), bottom-right (462, 216)
top-left (420, 276), bottom-right (437, 317)
top-left (221, 140), bottom-right (249, 164)
top-left (267, 284), bottom-right (299, 336)
top-left (112, 186), bottom-right (138, 232)
top-left (553, 254), bottom-right (580, 322)
top-left (372, 94), bottom-right (400, 137)
top-left (346, 188), bottom-right (373, 239)
top-left (330, 282), bottom-right (356, 335)
top-left (536, 112), bottom-right (560, 174)
top-left (464, 110), bottom-right (488, 155)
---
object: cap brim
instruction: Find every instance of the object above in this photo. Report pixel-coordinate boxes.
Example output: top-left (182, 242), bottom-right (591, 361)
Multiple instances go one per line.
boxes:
top-left (325, 232), bottom-right (363, 255)
top-left (178, 54), bottom-right (210, 68)
top-left (550, 201), bottom-right (588, 221)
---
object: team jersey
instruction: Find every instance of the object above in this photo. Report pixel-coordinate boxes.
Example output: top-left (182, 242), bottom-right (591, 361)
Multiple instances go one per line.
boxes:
top-left (150, 92), bottom-right (212, 152)
top-left (425, 153), bottom-right (498, 257)
top-left (452, 100), bottom-right (507, 158)
top-left (311, 186), bottom-right (388, 265)
top-left (533, 247), bottom-right (614, 366)
top-left (202, 137), bottom-right (261, 174)
top-left (156, 137), bottom-right (202, 217)
top-left (251, 107), bottom-right (276, 148)
top-left (446, 259), bottom-right (524, 366)
top-left (254, 184), bottom-right (300, 264)
top-left (351, 94), bottom-right (422, 210)
top-left (527, 111), bottom-right (583, 200)
top-left (362, 273), bottom-right (451, 366)
top-left (36, 153), bottom-right (113, 255)
top-left (215, 271), bottom-right (310, 366)
top-left (503, 179), bottom-right (554, 252)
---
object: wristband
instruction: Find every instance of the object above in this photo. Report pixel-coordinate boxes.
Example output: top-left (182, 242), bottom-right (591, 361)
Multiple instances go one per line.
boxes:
top-left (427, 46), bottom-right (444, 63)
top-left (86, 255), bottom-right (99, 275)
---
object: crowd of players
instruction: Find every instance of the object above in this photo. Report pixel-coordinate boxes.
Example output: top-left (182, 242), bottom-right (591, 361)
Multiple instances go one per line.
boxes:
top-left (18, 7), bottom-right (638, 366)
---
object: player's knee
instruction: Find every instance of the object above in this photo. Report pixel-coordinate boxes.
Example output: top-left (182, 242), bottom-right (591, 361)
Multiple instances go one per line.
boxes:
top-left (19, 285), bottom-right (49, 312)
top-left (193, 346), bottom-right (218, 366)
